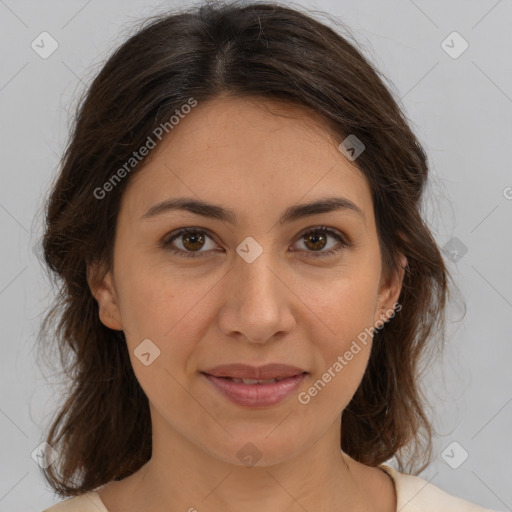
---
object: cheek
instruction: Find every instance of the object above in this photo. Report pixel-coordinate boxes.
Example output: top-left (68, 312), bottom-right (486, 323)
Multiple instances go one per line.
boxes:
top-left (298, 296), bottom-right (376, 415)
top-left (114, 270), bottom-right (171, 339)
top-left (114, 257), bottom-right (214, 371)
top-left (300, 268), bottom-right (380, 341)
top-left (114, 268), bottom-right (202, 410)
top-left (299, 269), bottom-right (380, 397)
top-left (114, 246), bottom-right (195, 336)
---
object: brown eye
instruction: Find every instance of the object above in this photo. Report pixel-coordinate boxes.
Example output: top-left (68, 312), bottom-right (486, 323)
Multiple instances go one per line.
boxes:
top-left (163, 225), bottom-right (351, 259)
top-left (181, 231), bottom-right (205, 251)
top-left (293, 226), bottom-right (351, 258)
top-left (303, 230), bottom-right (328, 251)
top-left (164, 228), bottom-right (218, 258)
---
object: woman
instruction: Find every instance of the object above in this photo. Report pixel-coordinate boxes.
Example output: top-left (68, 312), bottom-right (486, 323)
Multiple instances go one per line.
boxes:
top-left (38, 1), bottom-right (497, 511)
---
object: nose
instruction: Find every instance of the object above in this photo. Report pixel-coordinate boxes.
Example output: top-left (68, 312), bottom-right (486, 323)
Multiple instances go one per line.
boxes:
top-left (217, 250), bottom-right (296, 344)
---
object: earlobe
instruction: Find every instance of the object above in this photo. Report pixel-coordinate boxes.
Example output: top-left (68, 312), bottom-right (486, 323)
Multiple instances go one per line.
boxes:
top-left (399, 254), bottom-right (408, 271)
top-left (86, 262), bottom-right (123, 331)
top-left (374, 254), bottom-right (407, 325)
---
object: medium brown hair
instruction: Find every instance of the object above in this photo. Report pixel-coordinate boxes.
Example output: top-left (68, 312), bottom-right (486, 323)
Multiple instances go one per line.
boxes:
top-left (38, 0), bottom-right (451, 497)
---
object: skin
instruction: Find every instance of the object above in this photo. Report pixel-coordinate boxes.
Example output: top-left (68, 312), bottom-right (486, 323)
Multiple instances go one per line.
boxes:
top-left (88, 95), bottom-right (405, 512)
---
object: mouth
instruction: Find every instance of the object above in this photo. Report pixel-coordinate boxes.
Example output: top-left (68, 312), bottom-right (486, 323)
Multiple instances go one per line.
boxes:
top-left (208, 376), bottom-right (298, 384)
top-left (200, 364), bottom-right (308, 407)
top-left (201, 363), bottom-right (308, 381)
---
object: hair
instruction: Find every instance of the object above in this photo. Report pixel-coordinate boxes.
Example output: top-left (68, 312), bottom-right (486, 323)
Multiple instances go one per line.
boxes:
top-left (38, 0), bottom-right (452, 497)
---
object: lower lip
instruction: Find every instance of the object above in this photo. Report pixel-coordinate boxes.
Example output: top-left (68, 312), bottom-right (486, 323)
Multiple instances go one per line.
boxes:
top-left (202, 373), bottom-right (307, 407)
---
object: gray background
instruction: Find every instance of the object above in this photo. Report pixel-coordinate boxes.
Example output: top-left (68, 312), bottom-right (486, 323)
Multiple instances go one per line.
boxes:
top-left (0, 0), bottom-right (511, 511)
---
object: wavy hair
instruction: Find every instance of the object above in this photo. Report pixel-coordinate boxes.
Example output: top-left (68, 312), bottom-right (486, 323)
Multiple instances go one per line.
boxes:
top-left (38, 0), bottom-right (452, 497)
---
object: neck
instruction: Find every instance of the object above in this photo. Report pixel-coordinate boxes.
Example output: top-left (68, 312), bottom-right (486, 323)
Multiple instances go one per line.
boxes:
top-left (127, 414), bottom-right (375, 512)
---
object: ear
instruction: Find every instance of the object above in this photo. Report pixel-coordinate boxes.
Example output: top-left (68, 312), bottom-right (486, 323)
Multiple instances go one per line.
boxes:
top-left (86, 261), bottom-right (123, 331)
top-left (373, 253), bottom-right (407, 326)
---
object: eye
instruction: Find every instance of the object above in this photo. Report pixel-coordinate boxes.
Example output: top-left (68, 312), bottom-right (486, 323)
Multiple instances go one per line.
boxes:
top-left (163, 227), bottom-right (219, 258)
top-left (163, 226), bottom-right (351, 259)
top-left (291, 226), bottom-right (351, 258)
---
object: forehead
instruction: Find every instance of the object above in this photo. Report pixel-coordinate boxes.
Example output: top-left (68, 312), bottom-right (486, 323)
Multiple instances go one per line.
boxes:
top-left (121, 95), bottom-right (373, 225)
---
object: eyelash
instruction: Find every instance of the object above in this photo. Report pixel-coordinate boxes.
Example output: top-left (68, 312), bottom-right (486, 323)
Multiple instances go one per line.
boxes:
top-left (162, 226), bottom-right (352, 259)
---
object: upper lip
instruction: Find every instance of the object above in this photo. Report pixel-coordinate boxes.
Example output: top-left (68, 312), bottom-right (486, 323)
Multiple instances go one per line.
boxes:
top-left (202, 363), bottom-right (307, 380)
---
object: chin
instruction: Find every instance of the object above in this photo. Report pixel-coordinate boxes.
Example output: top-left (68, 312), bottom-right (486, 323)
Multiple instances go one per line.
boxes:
top-left (200, 430), bottom-right (311, 468)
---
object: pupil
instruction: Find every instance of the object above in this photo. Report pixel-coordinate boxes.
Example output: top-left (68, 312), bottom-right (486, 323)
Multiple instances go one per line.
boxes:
top-left (184, 232), bottom-right (204, 251)
top-left (307, 232), bottom-right (326, 250)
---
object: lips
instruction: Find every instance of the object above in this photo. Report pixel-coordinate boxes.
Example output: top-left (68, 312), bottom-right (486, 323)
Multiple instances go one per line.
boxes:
top-left (202, 370), bottom-right (308, 407)
top-left (202, 363), bottom-right (307, 381)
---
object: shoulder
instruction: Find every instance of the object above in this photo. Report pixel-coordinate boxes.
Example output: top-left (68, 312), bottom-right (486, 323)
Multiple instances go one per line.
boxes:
top-left (380, 464), bottom-right (499, 512)
top-left (40, 468), bottom-right (501, 512)
top-left (41, 491), bottom-right (108, 512)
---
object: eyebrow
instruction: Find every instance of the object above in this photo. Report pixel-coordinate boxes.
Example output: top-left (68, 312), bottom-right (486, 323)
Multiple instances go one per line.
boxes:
top-left (141, 196), bottom-right (365, 224)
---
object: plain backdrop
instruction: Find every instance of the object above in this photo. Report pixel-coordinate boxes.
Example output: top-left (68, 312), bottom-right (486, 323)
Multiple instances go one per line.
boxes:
top-left (0, 0), bottom-right (511, 511)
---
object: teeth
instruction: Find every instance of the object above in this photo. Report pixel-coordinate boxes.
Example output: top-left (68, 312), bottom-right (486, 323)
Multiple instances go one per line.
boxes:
top-left (228, 377), bottom-right (280, 384)
top-left (242, 378), bottom-right (261, 384)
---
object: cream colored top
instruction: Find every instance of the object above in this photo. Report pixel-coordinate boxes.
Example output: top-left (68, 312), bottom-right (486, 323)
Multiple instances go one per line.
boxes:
top-left (41, 464), bottom-right (499, 511)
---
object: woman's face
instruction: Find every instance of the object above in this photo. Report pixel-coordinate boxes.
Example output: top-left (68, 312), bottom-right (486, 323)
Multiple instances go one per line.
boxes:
top-left (89, 95), bottom-right (404, 467)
